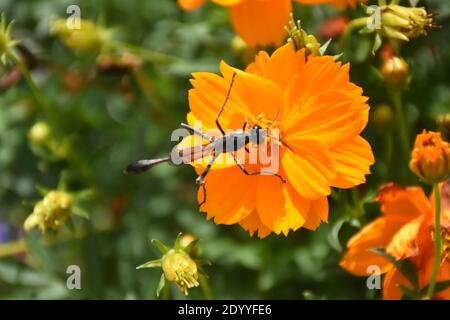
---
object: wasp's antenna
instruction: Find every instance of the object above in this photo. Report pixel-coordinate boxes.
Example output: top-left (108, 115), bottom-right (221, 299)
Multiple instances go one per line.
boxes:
top-left (266, 107), bottom-right (282, 128)
top-left (216, 72), bottom-right (237, 135)
top-left (124, 157), bottom-right (170, 175)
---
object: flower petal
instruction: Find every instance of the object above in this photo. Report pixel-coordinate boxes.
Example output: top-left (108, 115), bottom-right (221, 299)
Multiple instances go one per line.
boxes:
top-left (376, 183), bottom-right (431, 218)
top-left (220, 61), bottom-right (284, 120)
top-left (331, 135), bottom-right (375, 188)
top-left (281, 141), bottom-right (336, 199)
top-left (239, 210), bottom-right (272, 238)
top-left (283, 88), bottom-right (369, 146)
top-left (302, 196), bottom-right (328, 230)
top-left (340, 215), bottom-right (411, 276)
top-left (256, 177), bottom-right (309, 235)
top-left (189, 70), bottom-right (252, 130)
top-left (386, 216), bottom-right (423, 260)
top-left (198, 166), bottom-right (257, 224)
top-left (246, 44), bottom-right (307, 92)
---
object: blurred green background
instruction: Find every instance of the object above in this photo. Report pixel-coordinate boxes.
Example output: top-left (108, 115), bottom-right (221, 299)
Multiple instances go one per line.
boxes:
top-left (0, 0), bottom-right (449, 299)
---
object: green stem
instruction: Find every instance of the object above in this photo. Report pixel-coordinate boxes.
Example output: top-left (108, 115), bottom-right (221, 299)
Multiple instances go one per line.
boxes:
top-left (390, 0), bottom-right (400, 5)
top-left (391, 91), bottom-right (410, 161)
top-left (339, 17), bottom-right (369, 52)
top-left (384, 131), bottom-right (393, 179)
top-left (426, 184), bottom-right (442, 299)
top-left (199, 274), bottom-right (213, 300)
top-left (108, 41), bottom-right (178, 64)
top-left (8, 51), bottom-right (57, 123)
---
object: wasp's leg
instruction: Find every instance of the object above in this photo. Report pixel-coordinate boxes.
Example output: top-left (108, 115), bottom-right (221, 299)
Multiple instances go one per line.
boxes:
top-left (216, 72), bottom-right (237, 135)
top-left (195, 153), bottom-right (220, 186)
top-left (198, 183), bottom-right (207, 208)
top-left (242, 120), bottom-right (249, 131)
top-left (180, 123), bottom-right (214, 142)
top-left (196, 153), bottom-right (220, 207)
top-left (242, 121), bottom-right (251, 153)
top-left (231, 152), bottom-right (286, 184)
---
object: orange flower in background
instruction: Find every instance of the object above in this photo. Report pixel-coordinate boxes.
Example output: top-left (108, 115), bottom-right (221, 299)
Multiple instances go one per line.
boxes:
top-left (340, 182), bottom-right (450, 299)
top-left (183, 43), bottom-right (373, 237)
top-left (179, 0), bottom-right (292, 47)
top-left (409, 130), bottom-right (450, 185)
top-left (178, 0), bottom-right (361, 47)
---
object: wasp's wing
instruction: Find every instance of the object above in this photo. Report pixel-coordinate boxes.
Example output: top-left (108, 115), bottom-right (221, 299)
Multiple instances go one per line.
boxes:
top-left (174, 143), bottom-right (216, 164)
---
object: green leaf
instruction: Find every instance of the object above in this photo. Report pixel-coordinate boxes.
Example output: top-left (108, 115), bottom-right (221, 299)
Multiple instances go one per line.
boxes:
top-left (319, 39), bottom-right (332, 56)
top-left (371, 248), bottom-right (419, 290)
top-left (328, 218), bottom-right (348, 252)
top-left (420, 280), bottom-right (450, 297)
top-left (136, 259), bottom-right (162, 270)
top-left (174, 232), bottom-right (183, 250)
top-left (372, 33), bottom-right (383, 55)
top-left (333, 53), bottom-right (343, 62)
top-left (151, 239), bottom-right (169, 254)
top-left (398, 284), bottom-right (419, 299)
top-left (35, 185), bottom-right (49, 196)
top-left (72, 206), bottom-right (90, 220)
top-left (156, 274), bottom-right (165, 298)
top-left (359, 27), bottom-right (375, 35)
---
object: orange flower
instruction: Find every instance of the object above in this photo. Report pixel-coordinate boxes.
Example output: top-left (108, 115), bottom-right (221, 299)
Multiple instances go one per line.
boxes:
top-left (410, 130), bottom-right (450, 185)
top-left (178, 0), bottom-right (292, 47)
top-left (295, 0), bottom-right (362, 9)
top-left (340, 182), bottom-right (450, 299)
top-left (178, 0), bottom-right (363, 46)
top-left (182, 43), bottom-right (373, 237)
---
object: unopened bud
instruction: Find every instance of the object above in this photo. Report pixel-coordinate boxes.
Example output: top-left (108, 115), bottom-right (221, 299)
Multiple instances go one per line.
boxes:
top-left (409, 130), bottom-right (450, 185)
top-left (381, 56), bottom-right (409, 91)
top-left (371, 104), bottom-right (394, 133)
top-left (28, 122), bottom-right (50, 145)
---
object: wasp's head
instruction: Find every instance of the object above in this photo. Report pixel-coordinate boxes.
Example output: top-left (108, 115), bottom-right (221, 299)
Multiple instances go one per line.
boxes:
top-left (249, 125), bottom-right (266, 145)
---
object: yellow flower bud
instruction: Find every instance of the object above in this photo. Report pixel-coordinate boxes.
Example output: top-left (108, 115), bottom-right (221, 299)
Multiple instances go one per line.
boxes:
top-left (28, 122), bottom-right (50, 145)
top-left (50, 18), bottom-right (112, 53)
top-left (409, 130), bottom-right (450, 185)
top-left (162, 250), bottom-right (199, 295)
top-left (381, 56), bottom-right (409, 91)
top-left (24, 190), bottom-right (73, 233)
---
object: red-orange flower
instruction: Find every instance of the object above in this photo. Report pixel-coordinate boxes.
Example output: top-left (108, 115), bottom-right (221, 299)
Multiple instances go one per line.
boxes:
top-left (182, 43), bottom-right (373, 237)
top-left (340, 182), bottom-right (450, 299)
